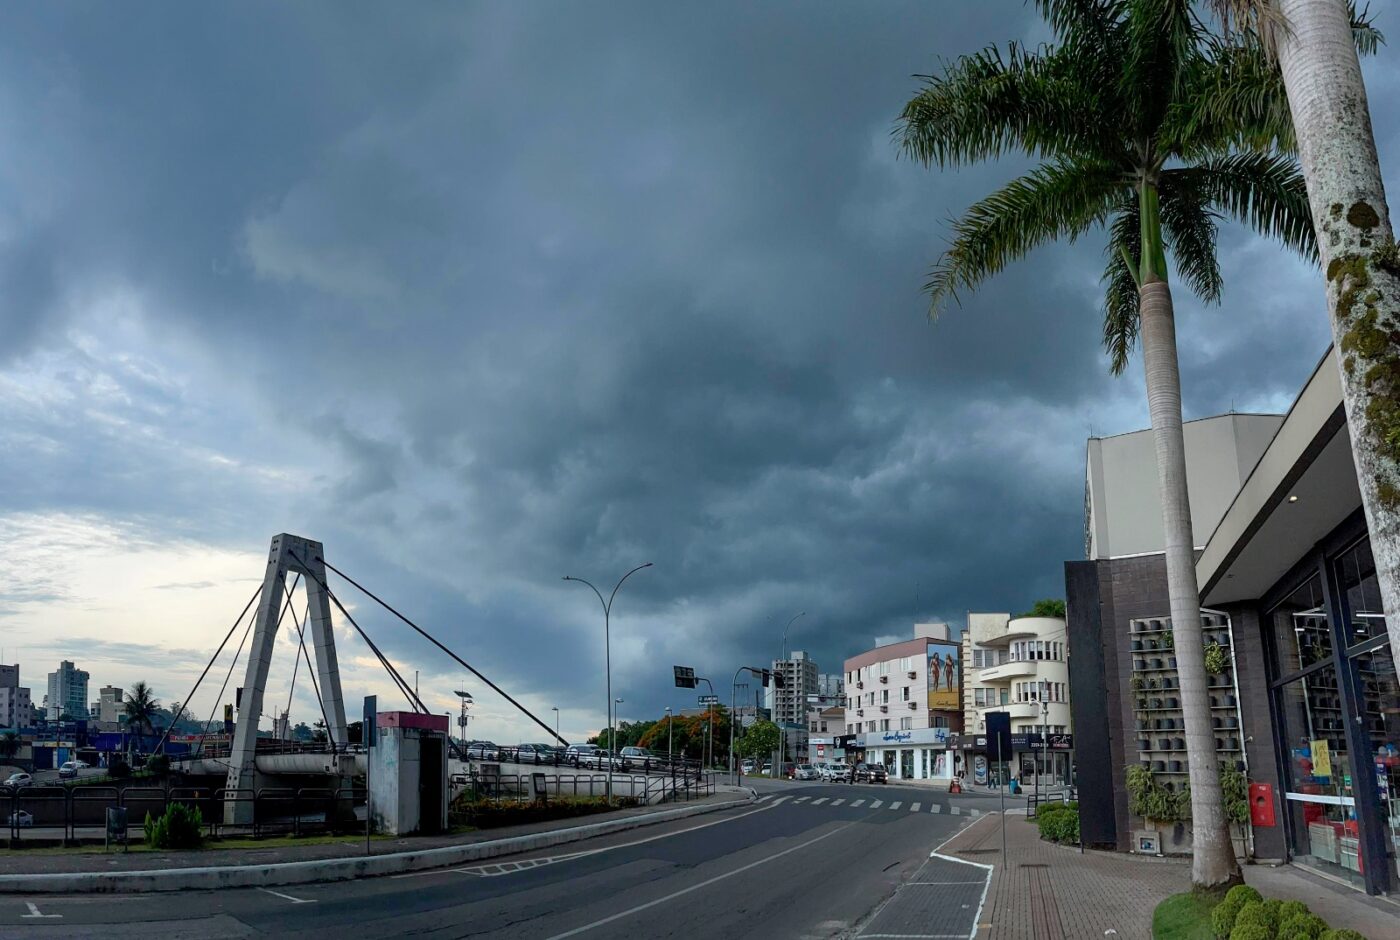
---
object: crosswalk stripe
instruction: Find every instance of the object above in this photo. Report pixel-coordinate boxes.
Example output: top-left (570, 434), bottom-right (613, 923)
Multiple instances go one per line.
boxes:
top-left (850, 799), bottom-right (864, 807)
top-left (830, 799), bottom-right (845, 806)
top-left (971, 808), bottom-right (981, 817)
top-left (929, 803), bottom-right (942, 813)
top-left (951, 805), bottom-right (961, 815)
top-left (870, 800), bottom-right (883, 809)
top-left (793, 796), bottom-right (809, 803)
top-left (811, 798), bottom-right (827, 805)
top-left (910, 802), bottom-right (921, 812)
top-left (755, 795), bottom-right (771, 803)
top-left (889, 801), bottom-right (902, 810)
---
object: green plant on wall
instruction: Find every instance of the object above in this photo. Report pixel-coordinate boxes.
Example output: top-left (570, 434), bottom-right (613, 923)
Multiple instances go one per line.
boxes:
top-left (1161, 629), bottom-right (1174, 650)
top-left (1130, 674), bottom-right (1145, 694)
top-left (1204, 642), bottom-right (1230, 675)
top-left (1126, 765), bottom-right (1186, 824)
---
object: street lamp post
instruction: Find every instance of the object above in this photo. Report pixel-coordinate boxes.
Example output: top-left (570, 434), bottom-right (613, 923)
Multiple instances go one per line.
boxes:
top-left (664, 706), bottom-right (673, 765)
top-left (1039, 681), bottom-right (1050, 803)
top-left (454, 691), bottom-right (473, 751)
top-left (551, 706), bottom-right (559, 743)
top-left (775, 611), bottom-right (806, 778)
top-left (563, 563), bottom-right (652, 803)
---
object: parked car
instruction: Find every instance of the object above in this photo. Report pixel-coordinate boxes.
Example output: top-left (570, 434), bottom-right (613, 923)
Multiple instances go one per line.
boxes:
top-left (464, 741), bottom-right (501, 761)
top-left (853, 762), bottom-right (888, 784)
top-left (761, 762), bottom-right (772, 776)
top-left (827, 763), bottom-right (853, 782)
top-left (516, 743), bottom-right (561, 764)
top-left (2, 772), bottom-right (33, 790)
top-left (6, 810), bottom-right (33, 828)
top-left (564, 743), bottom-right (600, 767)
top-left (58, 761), bottom-right (79, 779)
top-left (618, 746), bottom-right (658, 771)
top-left (794, 764), bottom-right (819, 780)
top-left (740, 759), bottom-right (756, 775)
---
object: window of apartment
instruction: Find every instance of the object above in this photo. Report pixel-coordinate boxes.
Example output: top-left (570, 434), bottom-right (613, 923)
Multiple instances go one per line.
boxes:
top-left (880, 719), bottom-right (890, 731)
top-left (881, 689), bottom-right (889, 704)
top-left (902, 686), bottom-right (910, 701)
top-left (932, 715), bottom-right (949, 728)
top-left (867, 720), bottom-right (876, 732)
top-left (973, 688), bottom-right (985, 707)
top-left (900, 717), bottom-right (913, 730)
top-left (999, 688), bottom-right (1009, 705)
top-left (879, 661), bottom-right (890, 676)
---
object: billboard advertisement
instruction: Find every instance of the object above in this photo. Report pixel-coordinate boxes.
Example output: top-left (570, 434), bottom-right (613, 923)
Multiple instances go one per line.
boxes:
top-left (926, 641), bottom-right (961, 710)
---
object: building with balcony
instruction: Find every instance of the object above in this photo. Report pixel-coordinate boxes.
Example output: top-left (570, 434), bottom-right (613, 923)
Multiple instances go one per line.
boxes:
top-left (843, 622), bottom-right (963, 781)
top-left (961, 613), bottom-right (1073, 784)
top-left (0, 664), bottom-right (33, 730)
top-left (45, 660), bottom-right (89, 721)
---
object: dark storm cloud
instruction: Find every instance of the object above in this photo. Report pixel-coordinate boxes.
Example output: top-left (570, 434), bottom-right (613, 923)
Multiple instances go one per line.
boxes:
top-left (1, 0), bottom-right (1394, 733)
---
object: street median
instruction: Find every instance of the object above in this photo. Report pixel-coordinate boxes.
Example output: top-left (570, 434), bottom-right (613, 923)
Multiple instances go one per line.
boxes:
top-left (0, 789), bottom-right (756, 895)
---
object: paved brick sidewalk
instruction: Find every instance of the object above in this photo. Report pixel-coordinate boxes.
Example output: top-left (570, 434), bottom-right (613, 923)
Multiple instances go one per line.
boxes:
top-left (944, 811), bottom-right (1189, 939)
top-left (0, 791), bottom-right (740, 876)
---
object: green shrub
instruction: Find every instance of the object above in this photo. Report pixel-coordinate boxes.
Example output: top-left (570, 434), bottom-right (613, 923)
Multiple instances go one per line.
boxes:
top-left (1319, 931), bottom-right (1367, 940)
top-left (1224, 885), bottom-right (1263, 908)
top-left (1230, 925), bottom-right (1272, 940)
top-left (1036, 808), bottom-right (1079, 844)
top-left (147, 754), bottom-right (171, 776)
top-left (142, 802), bottom-right (204, 849)
top-left (1212, 884), bottom-right (1263, 939)
top-left (1278, 912), bottom-right (1328, 940)
top-left (1036, 801), bottom-right (1075, 819)
top-left (1277, 900), bottom-right (1310, 922)
top-left (108, 758), bottom-right (131, 779)
top-left (1234, 900), bottom-right (1279, 936)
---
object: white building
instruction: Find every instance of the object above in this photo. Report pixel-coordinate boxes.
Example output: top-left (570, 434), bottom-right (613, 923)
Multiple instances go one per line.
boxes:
top-left (46, 660), bottom-right (90, 720)
top-left (843, 623), bottom-right (963, 782)
top-left (962, 613), bottom-right (1073, 783)
top-left (0, 664), bottom-right (33, 730)
top-left (97, 685), bottom-right (124, 725)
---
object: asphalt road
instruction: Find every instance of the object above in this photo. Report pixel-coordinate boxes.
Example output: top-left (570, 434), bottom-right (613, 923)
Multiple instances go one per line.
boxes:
top-left (0, 780), bottom-right (1016, 939)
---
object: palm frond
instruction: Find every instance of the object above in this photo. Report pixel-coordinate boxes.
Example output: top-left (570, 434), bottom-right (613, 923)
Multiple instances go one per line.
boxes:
top-left (1205, 0), bottom-right (1382, 57)
top-left (1170, 36), bottom-right (1294, 157)
top-left (1351, 2), bottom-right (1385, 55)
top-left (928, 158), bottom-right (1124, 315)
top-left (897, 43), bottom-right (1112, 166)
top-left (1121, 0), bottom-right (1206, 135)
top-left (1158, 178), bottom-right (1224, 303)
top-left (1103, 205), bottom-right (1142, 374)
top-left (1164, 152), bottom-right (1316, 261)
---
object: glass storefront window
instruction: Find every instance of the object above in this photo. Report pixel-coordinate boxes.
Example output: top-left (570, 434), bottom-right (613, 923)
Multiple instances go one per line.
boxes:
top-left (1270, 575), bottom-right (1331, 677)
top-left (1336, 538), bottom-right (1386, 646)
top-left (1279, 666), bottom-right (1363, 883)
top-left (1349, 642), bottom-right (1400, 881)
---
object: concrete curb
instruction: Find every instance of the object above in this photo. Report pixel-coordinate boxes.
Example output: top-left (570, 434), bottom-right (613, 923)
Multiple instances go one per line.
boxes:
top-left (0, 792), bottom-right (755, 895)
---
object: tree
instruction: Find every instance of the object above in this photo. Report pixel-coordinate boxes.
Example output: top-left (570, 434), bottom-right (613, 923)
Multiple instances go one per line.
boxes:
top-left (292, 721), bottom-right (312, 742)
top-left (124, 681), bottom-right (160, 742)
top-left (737, 720), bottom-right (780, 760)
top-left (897, 0), bottom-right (1316, 889)
top-left (0, 731), bottom-right (19, 760)
top-left (1211, 0), bottom-right (1400, 665)
top-left (1019, 599), bottom-right (1066, 619)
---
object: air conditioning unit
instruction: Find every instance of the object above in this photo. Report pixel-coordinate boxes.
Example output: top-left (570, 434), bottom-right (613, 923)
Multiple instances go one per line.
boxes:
top-left (879, 705), bottom-right (888, 713)
top-left (856, 709), bottom-right (864, 717)
top-left (908, 701), bottom-right (918, 709)
top-left (856, 681), bottom-right (864, 689)
top-left (907, 670), bottom-right (917, 679)
top-left (879, 675), bottom-right (889, 683)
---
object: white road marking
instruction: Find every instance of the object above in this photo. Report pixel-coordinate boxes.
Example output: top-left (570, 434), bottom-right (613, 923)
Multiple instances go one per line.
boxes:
top-left (544, 820), bottom-right (857, 939)
top-left (830, 798), bottom-right (845, 806)
top-left (889, 801), bottom-right (902, 810)
top-left (869, 800), bottom-right (883, 809)
top-left (256, 887), bottom-right (315, 904)
top-left (811, 798), bottom-right (828, 805)
top-left (950, 805), bottom-right (961, 815)
top-left (910, 802), bottom-right (921, 812)
top-left (850, 799), bottom-right (865, 807)
top-left (22, 903), bottom-right (60, 919)
top-left (929, 803), bottom-right (942, 813)
top-left (793, 796), bottom-right (809, 803)
top-left (970, 809), bottom-right (981, 817)
top-left (755, 795), bottom-right (771, 802)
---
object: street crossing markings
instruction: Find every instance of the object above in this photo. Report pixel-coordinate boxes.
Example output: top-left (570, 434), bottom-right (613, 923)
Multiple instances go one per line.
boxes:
top-left (910, 802), bottom-right (921, 812)
top-left (755, 795), bottom-right (771, 803)
top-left (950, 805), bottom-right (962, 815)
top-left (257, 887), bottom-right (315, 904)
top-left (970, 809), bottom-right (981, 817)
top-left (811, 797), bottom-right (828, 805)
top-left (929, 803), bottom-right (942, 813)
top-left (870, 800), bottom-right (883, 809)
top-left (830, 798), bottom-right (845, 806)
top-left (850, 799), bottom-right (864, 807)
top-left (793, 796), bottom-right (810, 803)
top-left (889, 801), bottom-right (902, 810)
top-left (22, 903), bottom-right (60, 920)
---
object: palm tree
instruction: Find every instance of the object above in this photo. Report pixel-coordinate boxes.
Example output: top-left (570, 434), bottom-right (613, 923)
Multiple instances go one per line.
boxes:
top-left (0, 731), bottom-right (19, 761)
top-left (124, 681), bottom-right (160, 750)
top-left (1210, 0), bottom-right (1400, 665)
top-left (897, 0), bottom-right (1315, 889)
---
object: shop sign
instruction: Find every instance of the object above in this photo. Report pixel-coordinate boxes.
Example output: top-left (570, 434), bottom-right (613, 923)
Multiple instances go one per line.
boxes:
top-left (857, 726), bottom-right (950, 748)
top-left (973, 754), bottom-right (988, 785)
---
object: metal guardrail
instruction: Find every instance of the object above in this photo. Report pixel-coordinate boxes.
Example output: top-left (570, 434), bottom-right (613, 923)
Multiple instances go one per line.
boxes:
top-left (4, 784), bottom-right (366, 844)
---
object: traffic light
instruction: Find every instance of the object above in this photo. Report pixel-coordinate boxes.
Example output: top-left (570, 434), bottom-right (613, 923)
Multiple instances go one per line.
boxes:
top-left (760, 669), bottom-right (771, 688)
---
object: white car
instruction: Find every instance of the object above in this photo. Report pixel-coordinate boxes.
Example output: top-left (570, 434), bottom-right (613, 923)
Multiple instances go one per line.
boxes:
top-left (7, 810), bottom-right (33, 828)
top-left (2, 772), bottom-right (32, 790)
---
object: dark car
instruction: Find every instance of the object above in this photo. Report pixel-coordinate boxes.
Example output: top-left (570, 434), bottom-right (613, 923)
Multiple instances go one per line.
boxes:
top-left (853, 762), bottom-right (888, 784)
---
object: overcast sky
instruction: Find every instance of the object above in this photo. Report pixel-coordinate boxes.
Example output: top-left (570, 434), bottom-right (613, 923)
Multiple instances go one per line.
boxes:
top-left (2, 1), bottom-right (1397, 743)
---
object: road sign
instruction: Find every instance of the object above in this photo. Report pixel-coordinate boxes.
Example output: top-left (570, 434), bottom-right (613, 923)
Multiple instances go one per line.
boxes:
top-left (363, 695), bottom-right (377, 748)
top-left (673, 665), bottom-right (697, 689)
top-left (698, 694), bottom-right (719, 705)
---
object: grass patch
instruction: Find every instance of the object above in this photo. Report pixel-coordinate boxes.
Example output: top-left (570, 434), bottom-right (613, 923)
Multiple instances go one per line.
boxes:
top-left (1152, 891), bottom-right (1218, 940)
top-left (0, 832), bottom-right (399, 855)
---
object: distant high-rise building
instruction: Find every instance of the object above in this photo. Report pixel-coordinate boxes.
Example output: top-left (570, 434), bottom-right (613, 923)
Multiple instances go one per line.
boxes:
top-left (0, 664), bottom-right (33, 729)
top-left (98, 686), bottom-right (124, 725)
top-left (46, 660), bottom-right (90, 720)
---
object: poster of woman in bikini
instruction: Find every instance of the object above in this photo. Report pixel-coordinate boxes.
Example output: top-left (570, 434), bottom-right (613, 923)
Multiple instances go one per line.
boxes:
top-left (926, 641), bottom-right (960, 710)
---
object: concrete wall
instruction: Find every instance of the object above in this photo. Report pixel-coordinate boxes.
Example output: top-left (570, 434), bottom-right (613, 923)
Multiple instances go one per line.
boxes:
top-left (369, 727), bottom-right (447, 836)
top-left (1086, 413), bottom-right (1283, 560)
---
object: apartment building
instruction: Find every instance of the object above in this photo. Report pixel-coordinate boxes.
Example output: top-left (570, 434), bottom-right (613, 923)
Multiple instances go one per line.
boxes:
top-left (0, 664), bottom-right (33, 730)
top-left (46, 660), bottom-right (90, 720)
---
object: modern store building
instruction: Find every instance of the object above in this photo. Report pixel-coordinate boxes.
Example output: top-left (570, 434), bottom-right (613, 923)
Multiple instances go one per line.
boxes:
top-left (960, 612), bottom-right (1074, 784)
top-left (1067, 351), bottom-right (1400, 895)
top-left (843, 623), bottom-right (963, 781)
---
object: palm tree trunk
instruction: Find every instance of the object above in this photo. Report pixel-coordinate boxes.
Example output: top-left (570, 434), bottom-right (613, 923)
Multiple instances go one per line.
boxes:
top-left (1274, 0), bottom-right (1400, 658)
top-left (1139, 280), bottom-right (1242, 889)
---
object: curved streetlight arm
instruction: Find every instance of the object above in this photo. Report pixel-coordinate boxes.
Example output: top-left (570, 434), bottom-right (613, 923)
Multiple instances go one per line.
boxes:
top-left (563, 576), bottom-right (608, 618)
top-left (608, 562), bottom-right (653, 612)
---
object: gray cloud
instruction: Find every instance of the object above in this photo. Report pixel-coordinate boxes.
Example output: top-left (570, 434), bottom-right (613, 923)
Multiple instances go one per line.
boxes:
top-left (1, 0), bottom-right (1395, 734)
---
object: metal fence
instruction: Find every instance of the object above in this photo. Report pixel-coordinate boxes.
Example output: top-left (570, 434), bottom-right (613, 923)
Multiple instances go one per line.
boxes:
top-left (4, 784), bottom-right (366, 845)
top-left (451, 769), bottom-right (716, 805)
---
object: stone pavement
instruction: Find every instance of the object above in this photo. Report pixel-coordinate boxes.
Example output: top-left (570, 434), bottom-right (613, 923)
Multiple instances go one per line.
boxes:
top-left (943, 812), bottom-right (1397, 940)
top-left (0, 790), bottom-right (739, 877)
